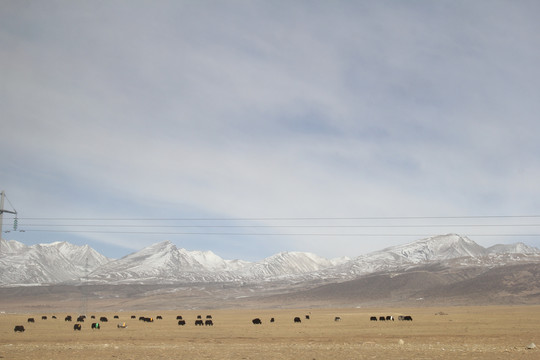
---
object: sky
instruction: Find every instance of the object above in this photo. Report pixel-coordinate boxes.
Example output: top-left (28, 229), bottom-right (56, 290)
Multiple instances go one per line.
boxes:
top-left (1, 0), bottom-right (540, 261)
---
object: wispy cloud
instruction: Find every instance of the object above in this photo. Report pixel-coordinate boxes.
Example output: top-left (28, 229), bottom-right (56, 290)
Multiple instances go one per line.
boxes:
top-left (2, 0), bottom-right (540, 259)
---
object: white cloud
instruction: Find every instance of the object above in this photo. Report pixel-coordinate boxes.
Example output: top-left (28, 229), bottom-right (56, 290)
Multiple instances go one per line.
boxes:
top-left (2, 0), bottom-right (540, 259)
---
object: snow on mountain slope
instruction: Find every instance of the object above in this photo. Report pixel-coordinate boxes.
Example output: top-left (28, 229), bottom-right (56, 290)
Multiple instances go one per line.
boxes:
top-left (90, 241), bottom-right (200, 282)
top-left (377, 234), bottom-right (487, 262)
top-left (88, 241), bottom-right (349, 283)
top-left (89, 241), bottom-right (252, 283)
top-left (2, 235), bottom-right (540, 286)
top-left (0, 239), bottom-right (110, 285)
top-left (239, 251), bottom-right (341, 279)
top-left (178, 247), bottom-right (250, 271)
top-left (0, 239), bottom-right (26, 254)
top-left (487, 242), bottom-right (540, 255)
top-left (329, 234), bottom-right (537, 278)
top-left (44, 241), bottom-right (111, 272)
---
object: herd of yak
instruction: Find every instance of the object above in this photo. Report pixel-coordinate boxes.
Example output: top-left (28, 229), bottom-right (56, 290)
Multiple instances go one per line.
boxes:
top-left (13, 313), bottom-right (413, 332)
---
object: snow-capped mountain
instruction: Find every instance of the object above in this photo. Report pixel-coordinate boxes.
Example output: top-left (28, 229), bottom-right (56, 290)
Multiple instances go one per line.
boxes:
top-left (0, 239), bottom-right (110, 285)
top-left (380, 234), bottom-right (487, 261)
top-left (1, 234), bottom-right (539, 286)
top-left (487, 242), bottom-right (538, 254)
top-left (88, 241), bottom-right (345, 283)
top-left (0, 239), bottom-right (26, 253)
top-left (326, 234), bottom-right (540, 278)
top-left (238, 251), bottom-right (349, 280)
top-left (89, 241), bottom-right (251, 283)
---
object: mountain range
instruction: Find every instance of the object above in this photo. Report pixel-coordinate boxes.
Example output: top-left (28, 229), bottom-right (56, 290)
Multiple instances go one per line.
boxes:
top-left (1, 234), bottom-right (539, 287)
top-left (0, 239), bottom-right (109, 285)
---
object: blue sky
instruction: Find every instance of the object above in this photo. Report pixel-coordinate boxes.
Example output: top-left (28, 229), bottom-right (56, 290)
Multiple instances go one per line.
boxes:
top-left (1, 0), bottom-right (540, 260)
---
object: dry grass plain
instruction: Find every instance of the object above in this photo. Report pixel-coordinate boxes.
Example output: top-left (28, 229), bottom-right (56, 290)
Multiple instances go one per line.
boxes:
top-left (1, 305), bottom-right (539, 359)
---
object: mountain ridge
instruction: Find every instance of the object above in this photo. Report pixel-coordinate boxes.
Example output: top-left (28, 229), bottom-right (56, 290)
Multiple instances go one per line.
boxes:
top-left (0, 239), bottom-right (110, 285)
top-left (1, 234), bottom-right (540, 287)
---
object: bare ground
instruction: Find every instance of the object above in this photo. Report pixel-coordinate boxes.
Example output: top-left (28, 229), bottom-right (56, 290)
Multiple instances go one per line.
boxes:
top-left (1, 305), bottom-right (539, 359)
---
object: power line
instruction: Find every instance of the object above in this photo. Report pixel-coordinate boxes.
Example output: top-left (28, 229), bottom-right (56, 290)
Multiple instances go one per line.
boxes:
top-left (20, 229), bottom-right (540, 237)
top-left (14, 223), bottom-right (540, 228)
top-left (8, 215), bottom-right (540, 238)
top-left (13, 215), bottom-right (540, 221)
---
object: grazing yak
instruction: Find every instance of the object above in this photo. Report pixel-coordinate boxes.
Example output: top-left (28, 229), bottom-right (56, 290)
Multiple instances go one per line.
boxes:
top-left (176, 315), bottom-right (183, 320)
top-left (294, 317), bottom-right (302, 323)
top-left (100, 317), bottom-right (108, 322)
top-left (27, 318), bottom-right (35, 323)
top-left (14, 325), bottom-right (25, 332)
top-left (73, 324), bottom-right (82, 331)
top-left (65, 315), bottom-right (72, 322)
top-left (252, 318), bottom-right (262, 325)
top-left (131, 315), bottom-right (136, 319)
top-left (91, 322), bottom-right (100, 330)
top-left (114, 315), bottom-right (119, 319)
top-left (77, 316), bottom-right (85, 322)
top-left (398, 315), bottom-right (413, 321)
top-left (178, 320), bottom-right (186, 326)
top-left (205, 319), bottom-right (214, 326)
top-left (270, 318), bottom-right (275, 323)
top-left (156, 316), bottom-right (163, 320)
top-left (41, 316), bottom-right (47, 320)
top-left (370, 316), bottom-right (377, 321)
top-left (334, 317), bottom-right (341, 322)
top-left (195, 319), bottom-right (204, 326)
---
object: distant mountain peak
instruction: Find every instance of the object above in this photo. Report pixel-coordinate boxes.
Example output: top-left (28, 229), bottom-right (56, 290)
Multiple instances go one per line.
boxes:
top-left (145, 240), bottom-right (176, 251)
top-left (2, 235), bottom-right (539, 286)
top-left (487, 242), bottom-right (540, 255)
top-left (0, 239), bottom-right (110, 285)
top-left (370, 233), bottom-right (486, 263)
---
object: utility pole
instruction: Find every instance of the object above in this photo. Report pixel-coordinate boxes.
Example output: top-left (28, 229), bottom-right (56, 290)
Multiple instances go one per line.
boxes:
top-left (0, 191), bottom-right (18, 241)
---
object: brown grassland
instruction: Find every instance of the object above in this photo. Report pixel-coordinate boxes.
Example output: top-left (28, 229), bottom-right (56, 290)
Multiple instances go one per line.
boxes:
top-left (1, 305), bottom-right (539, 359)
